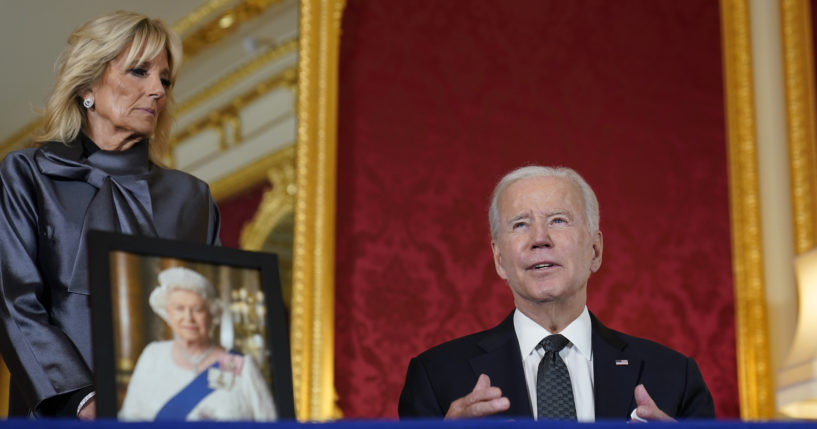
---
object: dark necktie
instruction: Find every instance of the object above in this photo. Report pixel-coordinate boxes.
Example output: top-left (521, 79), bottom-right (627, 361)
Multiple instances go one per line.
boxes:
top-left (536, 334), bottom-right (576, 420)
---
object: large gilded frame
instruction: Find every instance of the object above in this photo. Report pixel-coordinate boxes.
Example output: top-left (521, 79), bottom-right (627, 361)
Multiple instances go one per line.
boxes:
top-left (292, 0), bottom-right (790, 421)
top-left (0, 0), bottom-right (346, 420)
top-left (5, 0), bottom-right (808, 420)
top-left (721, 0), bottom-right (817, 419)
top-left (290, 0), bottom-right (345, 421)
top-left (189, 0), bottom-right (817, 421)
top-left (297, 0), bottom-right (814, 421)
top-left (290, 0), bottom-right (796, 420)
top-left (780, 0), bottom-right (817, 418)
top-left (180, 0), bottom-right (346, 421)
top-left (721, 0), bottom-right (774, 419)
top-left (780, 0), bottom-right (817, 255)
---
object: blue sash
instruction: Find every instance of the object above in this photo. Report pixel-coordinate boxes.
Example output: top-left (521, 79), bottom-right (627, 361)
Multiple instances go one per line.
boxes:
top-left (155, 361), bottom-right (221, 420)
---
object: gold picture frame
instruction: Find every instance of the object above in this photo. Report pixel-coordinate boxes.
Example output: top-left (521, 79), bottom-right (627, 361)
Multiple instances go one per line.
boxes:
top-left (291, 0), bottom-right (346, 421)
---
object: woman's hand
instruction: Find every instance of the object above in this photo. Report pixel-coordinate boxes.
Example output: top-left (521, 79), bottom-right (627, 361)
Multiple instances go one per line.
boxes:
top-left (78, 397), bottom-right (96, 420)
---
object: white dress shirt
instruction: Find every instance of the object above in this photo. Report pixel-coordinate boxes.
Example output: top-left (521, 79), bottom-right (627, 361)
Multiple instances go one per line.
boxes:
top-left (514, 306), bottom-right (595, 422)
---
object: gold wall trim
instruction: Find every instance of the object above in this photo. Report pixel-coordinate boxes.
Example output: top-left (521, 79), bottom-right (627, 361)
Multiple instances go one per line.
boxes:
top-left (0, 358), bottom-right (8, 416)
top-left (292, 0), bottom-right (345, 421)
top-left (169, 67), bottom-right (296, 167)
top-left (173, 0), bottom-right (238, 35)
top-left (721, 0), bottom-right (775, 419)
top-left (171, 67), bottom-right (296, 145)
top-left (239, 145), bottom-right (296, 250)
top-left (173, 39), bottom-right (297, 119)
top-left (781, 0), bottom-right (817, 255)
top-left (181, 0), bottom-right (285, 57)
top-left (210, 143), bottom-right (294, 202)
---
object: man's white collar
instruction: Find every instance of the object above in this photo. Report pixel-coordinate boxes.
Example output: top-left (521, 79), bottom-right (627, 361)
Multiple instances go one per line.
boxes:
top-left (513, 306), bottom-right (592, 361)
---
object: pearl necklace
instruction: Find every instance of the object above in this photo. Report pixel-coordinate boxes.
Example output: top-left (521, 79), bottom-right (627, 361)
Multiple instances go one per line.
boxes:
top-left (177, 342), bottom-right (215, 373)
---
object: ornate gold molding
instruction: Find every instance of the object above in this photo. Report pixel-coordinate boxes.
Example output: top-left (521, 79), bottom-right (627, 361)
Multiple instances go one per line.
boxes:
top-left (168, 67), bottom-right (297, 167)
top-left (181, 0), bottom-right (285, 57)
top-left (173, 39), bottom-right (298, 118)
top-left (0, 360), bottom-right (7, 416)
top-left (232, 145), bottom-right (296, 250)
top-left (720, 0), bottom-right (775, 419)
top-left (210, 143), bottom-right (294, 202)
top-left (292, 0), bottom-right (345, 421)
top-left (781, 0), bottom-right (817, 255)
top-left (173, 0), bottom-right (240, 35)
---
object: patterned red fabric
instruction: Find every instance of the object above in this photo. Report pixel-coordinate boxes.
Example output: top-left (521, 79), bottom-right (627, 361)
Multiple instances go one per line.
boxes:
top-left (335, 0), bottom-right (737, 419)
top-left (216, 184), bottom-right (268, 249)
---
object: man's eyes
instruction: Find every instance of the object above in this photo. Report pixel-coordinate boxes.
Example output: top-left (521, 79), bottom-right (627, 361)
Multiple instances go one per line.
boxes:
top-left (510, 217), bottom-right (568, 230)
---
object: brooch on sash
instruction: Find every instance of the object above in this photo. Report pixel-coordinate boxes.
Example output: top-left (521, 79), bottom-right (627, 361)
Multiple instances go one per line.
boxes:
top-left (207, 353), bottom-right (245, 390)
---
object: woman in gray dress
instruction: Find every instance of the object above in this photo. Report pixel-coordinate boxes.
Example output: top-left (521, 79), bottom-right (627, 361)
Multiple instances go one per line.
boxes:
top-left (0, 11), bottom-right (220, 418)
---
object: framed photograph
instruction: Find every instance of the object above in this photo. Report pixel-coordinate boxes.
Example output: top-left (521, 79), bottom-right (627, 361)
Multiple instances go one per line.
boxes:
top-left (88, 230), bottom-right (294, 421)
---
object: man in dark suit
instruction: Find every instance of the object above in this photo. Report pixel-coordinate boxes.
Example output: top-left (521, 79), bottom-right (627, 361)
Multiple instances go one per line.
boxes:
top-left (398, 166), bottom-right (714, 420)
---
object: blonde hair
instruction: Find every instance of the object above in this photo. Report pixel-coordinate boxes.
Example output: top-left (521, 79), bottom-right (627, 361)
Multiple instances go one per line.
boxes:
top-left (37, 10), bottom-right (182, 162)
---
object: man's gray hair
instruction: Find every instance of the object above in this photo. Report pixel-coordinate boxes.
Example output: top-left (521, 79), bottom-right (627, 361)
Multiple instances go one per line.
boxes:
top-left (488, 166), bottom-right (599, 239)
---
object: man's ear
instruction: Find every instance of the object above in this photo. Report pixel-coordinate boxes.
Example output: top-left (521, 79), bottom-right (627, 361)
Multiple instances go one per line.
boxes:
top-left (590, 230), bottom-right (603, 272)
top-left (491, 240), bottom-right (508, 280)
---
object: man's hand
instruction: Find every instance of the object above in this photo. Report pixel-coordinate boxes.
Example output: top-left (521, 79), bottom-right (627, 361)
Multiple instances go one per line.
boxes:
top-left (78, 397), bottom-right (96, 420)
top-left (445, 374), bottom-right (510, 419)
top-left (632, 384), bottom-right (675, 422)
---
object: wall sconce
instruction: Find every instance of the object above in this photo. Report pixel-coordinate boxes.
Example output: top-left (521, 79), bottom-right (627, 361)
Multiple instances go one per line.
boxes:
top-left (778, 247), bottom-right (817, 418)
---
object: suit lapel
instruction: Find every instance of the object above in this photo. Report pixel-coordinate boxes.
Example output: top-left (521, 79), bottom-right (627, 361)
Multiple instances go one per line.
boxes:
top-left (591, 313), bottom-right (642, 419)
top-left (469, 312), bottom-right (532, 417)
top-left (469, 311), bottom-right (647, 419)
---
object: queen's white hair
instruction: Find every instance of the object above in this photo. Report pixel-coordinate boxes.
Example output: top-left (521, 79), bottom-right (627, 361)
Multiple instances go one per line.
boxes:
top-left (148, 266), bottom-right (222, 323)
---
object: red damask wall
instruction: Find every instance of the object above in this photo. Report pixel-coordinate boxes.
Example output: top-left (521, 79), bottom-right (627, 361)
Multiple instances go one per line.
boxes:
top-left (217, 184), bottom-right (268, 249)
top-left (335, 0), bottom-right (737, 419)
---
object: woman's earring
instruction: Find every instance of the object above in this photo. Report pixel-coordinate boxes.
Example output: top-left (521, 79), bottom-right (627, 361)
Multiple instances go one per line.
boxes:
top-left (83, 98), bottom-right (94, 109)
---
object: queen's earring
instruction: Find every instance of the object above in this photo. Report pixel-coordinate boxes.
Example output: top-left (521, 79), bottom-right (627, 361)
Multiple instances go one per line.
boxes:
top-left (83, 98), bottom-right (94, 109)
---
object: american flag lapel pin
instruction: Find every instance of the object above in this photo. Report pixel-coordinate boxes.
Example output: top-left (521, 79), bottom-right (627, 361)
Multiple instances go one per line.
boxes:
top-left (615, 359), bottom-right (629, 366)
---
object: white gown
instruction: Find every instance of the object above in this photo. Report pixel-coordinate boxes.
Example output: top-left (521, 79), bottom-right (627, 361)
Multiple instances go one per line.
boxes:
top-left (118, 340), bottom-right (277, 421)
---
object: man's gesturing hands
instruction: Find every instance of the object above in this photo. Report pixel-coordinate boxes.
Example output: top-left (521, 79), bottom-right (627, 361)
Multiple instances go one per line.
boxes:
top-left (631, 384), bottom-right (675, 422)
top-left (444, 376), bottom-right (677, 422)
top-left (445, 374), bottom-right (511, 418)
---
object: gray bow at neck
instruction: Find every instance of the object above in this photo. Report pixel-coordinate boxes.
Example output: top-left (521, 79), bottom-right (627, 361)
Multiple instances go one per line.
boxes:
top-left (34, 136), bottom-right (157, 293)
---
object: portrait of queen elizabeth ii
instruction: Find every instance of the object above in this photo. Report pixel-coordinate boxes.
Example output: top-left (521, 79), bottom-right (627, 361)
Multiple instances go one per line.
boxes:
top-left (118, 266), bottom-right (277, 421)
